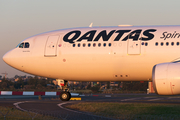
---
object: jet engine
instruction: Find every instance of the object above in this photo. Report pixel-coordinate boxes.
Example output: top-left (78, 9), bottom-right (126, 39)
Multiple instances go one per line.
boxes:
top-left (152, 62), bottom-right (180, 95)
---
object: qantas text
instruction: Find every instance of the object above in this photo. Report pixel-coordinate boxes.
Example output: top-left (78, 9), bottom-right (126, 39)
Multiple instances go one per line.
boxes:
top-left (63, 29), bottom-right (157, 43)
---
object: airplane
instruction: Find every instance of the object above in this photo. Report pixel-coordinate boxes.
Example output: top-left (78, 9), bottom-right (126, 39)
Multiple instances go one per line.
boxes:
top-left (3, 25), bottom-right (180, 101)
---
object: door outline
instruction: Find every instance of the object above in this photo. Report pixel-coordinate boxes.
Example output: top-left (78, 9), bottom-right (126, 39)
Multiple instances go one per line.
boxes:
top-left (44, 36), bottom-right (59, 57)
top-left (127, 33), bottom-right (141, 55)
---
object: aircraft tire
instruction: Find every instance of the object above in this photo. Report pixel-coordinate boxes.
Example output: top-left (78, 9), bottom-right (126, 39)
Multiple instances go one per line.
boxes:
top-left (60, 91), bottom-right (71, 101)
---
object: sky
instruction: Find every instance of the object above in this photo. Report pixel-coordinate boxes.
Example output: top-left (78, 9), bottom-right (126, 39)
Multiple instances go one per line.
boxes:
top-left (1, 0), bottom-right (180, 78)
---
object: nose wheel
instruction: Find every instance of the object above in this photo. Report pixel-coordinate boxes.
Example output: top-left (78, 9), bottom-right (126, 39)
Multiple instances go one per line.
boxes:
top-left (60, 91), bottom-right (71, 101)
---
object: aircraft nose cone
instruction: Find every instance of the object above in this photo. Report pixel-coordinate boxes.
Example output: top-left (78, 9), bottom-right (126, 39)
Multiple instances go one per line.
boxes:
top-left (3, 50), bottom-right (25, 71)
top-left (3, 50), bottom-right (16, 66)
top-left (3, 52), bottom-right (11, 65)
top-left (3, 52), bottom-right (9, 64)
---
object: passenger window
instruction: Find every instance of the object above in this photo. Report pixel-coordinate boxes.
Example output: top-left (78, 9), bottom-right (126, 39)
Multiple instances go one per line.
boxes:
top-left (98, 43), bottom-right (101, 47)
top-left (171, 42), bottom-right (174, 46)
top-left (142, 42), bottom-right (144, 45)
top-left (145, 42), bottom-right (148, 46)
top-left (155, 42), bottom-right (158, 46)
top-left (109, 43), bottom-right (111, 47)
top-left (103, 43), bottom-right (106, 47)
top-left (78, 43), bottom-right (80, 47)
top-left (88, 43), bottom-right (91, 47)
top-left (58, 44), bottom-right (62, 47)
top-left (24, 42), bottom-right (30, 48)
top-left (93, 43), bottom-right (96, 47)
top-left (166, 42), bottom-right (169, 46)
top-left (83, 43), bottom-right (86, 47)
top-left (73, 44), bottom-right (75, 47)
top-left (161, 42), bottom-right (164, 46)
top-left (19, 43), bottom-right (24, 48)
top-left (177, 42), bottom-right (179, 46)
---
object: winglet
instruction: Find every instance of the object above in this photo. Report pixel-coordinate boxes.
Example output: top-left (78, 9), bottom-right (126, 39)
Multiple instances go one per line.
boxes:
top-left (89, 23), bottom-right (93, 27)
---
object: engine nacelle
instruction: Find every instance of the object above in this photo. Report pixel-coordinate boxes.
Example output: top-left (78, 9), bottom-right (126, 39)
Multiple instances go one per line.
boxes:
top-left (152, 62), bottom-right (180, 95)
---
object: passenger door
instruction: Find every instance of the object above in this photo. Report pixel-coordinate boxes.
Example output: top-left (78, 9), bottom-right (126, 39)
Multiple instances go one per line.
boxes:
top-left (44, 36), bottom-right (59, 57)
top-left (127, 33), bottom-right (141, 55)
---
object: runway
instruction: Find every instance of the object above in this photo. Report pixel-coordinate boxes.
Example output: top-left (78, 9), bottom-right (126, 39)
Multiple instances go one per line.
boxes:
top-left (0, 93), bottom-right (180, 120)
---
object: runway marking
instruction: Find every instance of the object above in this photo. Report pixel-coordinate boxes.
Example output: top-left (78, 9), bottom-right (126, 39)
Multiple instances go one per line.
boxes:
top-left (121, 98), bottom-right (140, 101)
top-left (144, 97), bottom-right (155, 98)
top-left (57, 102), bottom-right (115, 120)
top-left (168, 97), bottom-right (180, 99)
top-left (148, 98), bottom-right (163, 101)
top-left (13, 101), bottom-right (30, 112)
top-left (57, 102), bottom-right (83, 114)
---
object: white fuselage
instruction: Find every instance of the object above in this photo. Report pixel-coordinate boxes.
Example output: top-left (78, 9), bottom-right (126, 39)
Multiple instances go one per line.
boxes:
top-left (3, 25), bottom-right (180, 81)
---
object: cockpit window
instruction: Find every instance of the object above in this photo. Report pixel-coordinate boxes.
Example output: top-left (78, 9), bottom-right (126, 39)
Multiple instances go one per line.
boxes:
top-left (18, 42), bottom-right (30, 48)
top-left (19, 43), bottom-right (24, 48)
top-left (24, 42), bottom-right (30, 48)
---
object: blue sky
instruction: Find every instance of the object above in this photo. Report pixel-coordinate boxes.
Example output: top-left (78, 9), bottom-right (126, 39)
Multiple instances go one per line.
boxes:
top-left (1, 0), bottom-right (180, 78)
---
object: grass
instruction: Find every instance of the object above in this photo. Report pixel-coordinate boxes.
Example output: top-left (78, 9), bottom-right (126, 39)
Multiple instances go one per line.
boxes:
top-left (0, 106), bottom-right (59, 120)
top-left (66, 102), bottom-right (180, 120)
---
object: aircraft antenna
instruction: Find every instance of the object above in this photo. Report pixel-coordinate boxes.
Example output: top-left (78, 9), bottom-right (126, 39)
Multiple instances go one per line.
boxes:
top-left (89, 23), bottom-right (93, 27)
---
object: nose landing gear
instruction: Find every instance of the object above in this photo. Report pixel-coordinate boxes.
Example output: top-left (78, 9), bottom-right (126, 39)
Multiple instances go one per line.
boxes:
top-left (56, 79), bottom-right (71, 101)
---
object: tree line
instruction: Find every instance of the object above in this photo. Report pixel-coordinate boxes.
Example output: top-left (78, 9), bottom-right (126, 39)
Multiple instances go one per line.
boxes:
top-left (0, 76), bottom-right (55, 91)
top-left (0, 75), bottom-right (148, 93)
